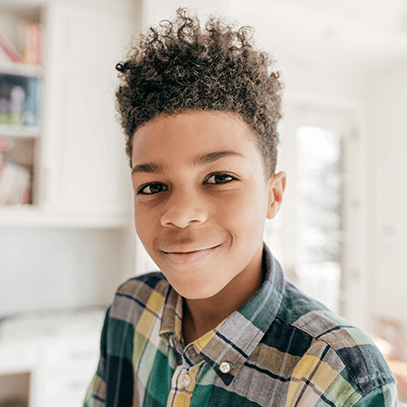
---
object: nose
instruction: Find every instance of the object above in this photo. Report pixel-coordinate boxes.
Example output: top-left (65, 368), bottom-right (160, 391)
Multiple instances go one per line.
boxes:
top-left (160, 188), bottom-right (208, 228)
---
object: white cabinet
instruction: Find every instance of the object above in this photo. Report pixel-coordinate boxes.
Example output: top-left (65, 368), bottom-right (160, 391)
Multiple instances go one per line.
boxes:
top-left (34, 335), bottom-right (100, 407)
top-left (0, 335), bottom-right (100, 407)
top-left (0, 342), bottom-right (38, 375)
top-left (0, 0), bottom-right (137, 227)
top-left (0, 308), bottom-right (105, 407)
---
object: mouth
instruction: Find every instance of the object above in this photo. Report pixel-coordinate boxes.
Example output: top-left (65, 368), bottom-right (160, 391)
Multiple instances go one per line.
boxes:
top-left (162, 244), bottom-right (221, 265)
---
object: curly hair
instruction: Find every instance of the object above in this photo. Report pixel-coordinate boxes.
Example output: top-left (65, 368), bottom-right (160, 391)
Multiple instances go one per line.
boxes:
top-left (115, 8), bottom-right (283, 179)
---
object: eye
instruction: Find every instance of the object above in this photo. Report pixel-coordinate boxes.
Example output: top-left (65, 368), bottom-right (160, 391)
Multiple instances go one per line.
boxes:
top-left (205, 173), bottom-right (236, 184)
top-left (138, 182), bottom-right (168, 195)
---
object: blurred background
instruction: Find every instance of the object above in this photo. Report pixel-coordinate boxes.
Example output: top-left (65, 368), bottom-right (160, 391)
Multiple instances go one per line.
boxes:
top-left (0, 0), bottom-right (406, 405)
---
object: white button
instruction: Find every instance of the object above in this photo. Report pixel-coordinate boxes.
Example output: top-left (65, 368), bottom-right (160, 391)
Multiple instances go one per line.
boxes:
top-left (219, 361), bottom-right (231, 373)
top-left (179, 373), bottom-right (191, 387)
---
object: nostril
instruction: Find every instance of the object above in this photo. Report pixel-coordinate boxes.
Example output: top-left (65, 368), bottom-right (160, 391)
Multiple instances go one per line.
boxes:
top-left (161, 208), bottom-right (207, 228)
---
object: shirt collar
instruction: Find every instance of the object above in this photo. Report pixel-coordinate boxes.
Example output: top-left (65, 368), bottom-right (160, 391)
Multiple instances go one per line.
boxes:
top-left (160, 243), bottom-right (286, 385)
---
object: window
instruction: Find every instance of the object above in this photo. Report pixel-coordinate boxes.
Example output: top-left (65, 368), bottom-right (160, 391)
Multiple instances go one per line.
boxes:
top-left (264, 103), bottom-right (362, 319)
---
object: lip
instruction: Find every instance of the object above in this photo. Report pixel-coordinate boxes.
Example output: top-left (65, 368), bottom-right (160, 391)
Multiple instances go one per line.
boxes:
top-left (162, 244), bottom-right (221, 265)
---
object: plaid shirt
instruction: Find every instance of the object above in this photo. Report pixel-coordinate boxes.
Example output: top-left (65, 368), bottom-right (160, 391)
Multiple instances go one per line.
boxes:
top-left (84, 244), bottom-right (398, 406)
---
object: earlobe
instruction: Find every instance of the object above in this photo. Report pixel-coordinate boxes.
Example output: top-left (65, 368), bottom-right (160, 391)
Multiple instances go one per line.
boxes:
top-left (266, 171), bottom-right (286, 220)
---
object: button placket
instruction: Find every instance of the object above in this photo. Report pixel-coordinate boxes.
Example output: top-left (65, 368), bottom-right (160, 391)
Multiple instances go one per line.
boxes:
top-left (168, 365), bottom-right (197, 406)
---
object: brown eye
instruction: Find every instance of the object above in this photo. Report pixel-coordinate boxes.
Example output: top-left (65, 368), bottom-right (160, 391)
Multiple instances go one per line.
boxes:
top-left (139, 183), bottom-right (167, 195)
top-left (206, 173), bottom-right (235, 184)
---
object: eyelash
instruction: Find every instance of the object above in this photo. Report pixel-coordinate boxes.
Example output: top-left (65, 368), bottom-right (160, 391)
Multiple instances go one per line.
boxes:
top-left (136, 172), bottom-right (237, 195)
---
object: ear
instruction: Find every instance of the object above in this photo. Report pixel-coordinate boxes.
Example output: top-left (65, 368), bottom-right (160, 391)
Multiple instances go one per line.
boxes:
top-left (266, 171), bottom-right (286, 220)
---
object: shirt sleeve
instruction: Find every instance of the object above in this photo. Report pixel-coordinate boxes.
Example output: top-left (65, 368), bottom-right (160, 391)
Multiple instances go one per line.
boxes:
top-left (353, 382), bottom-right (399, 407)
top-left (83, 307), bottom-right (110, 407)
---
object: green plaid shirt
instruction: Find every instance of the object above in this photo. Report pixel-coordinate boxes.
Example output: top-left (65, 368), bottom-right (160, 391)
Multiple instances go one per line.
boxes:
top-left (84, 245), bottom-right (398, 406)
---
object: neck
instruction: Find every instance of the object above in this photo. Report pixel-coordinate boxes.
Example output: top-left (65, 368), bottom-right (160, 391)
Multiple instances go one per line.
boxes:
top-left (182, 247), bottom-right (264, 344)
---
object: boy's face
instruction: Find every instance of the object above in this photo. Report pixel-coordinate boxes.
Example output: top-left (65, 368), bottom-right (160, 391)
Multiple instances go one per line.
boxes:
top-left (131, 111), bottom-right (285, 299)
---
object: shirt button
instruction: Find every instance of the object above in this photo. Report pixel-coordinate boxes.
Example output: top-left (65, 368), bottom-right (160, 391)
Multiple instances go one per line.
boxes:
top-left (219, 361), bottom-right (231, 374)
top-left (179, 373), bottom-right (191, 388)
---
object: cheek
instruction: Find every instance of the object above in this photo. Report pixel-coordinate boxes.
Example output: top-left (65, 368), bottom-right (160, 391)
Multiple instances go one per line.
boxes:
top-left (134, 205), bottom-right (155, 247)
top-left (216, 188), bottom-right (267, 234)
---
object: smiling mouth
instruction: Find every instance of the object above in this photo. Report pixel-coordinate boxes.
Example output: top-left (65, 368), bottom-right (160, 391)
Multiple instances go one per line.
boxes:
top-left (162, 245), bottom-right (221, 265)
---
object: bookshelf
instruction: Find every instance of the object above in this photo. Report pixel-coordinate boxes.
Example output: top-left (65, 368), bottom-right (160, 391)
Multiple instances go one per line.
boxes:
top-left (0, 0), bottom-right (135, 227)
top-left (0, 1), bottom-right (42, 207)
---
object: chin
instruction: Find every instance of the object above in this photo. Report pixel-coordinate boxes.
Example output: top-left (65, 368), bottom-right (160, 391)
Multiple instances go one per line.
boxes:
top-left (175, 284), bottom-right (225, 300)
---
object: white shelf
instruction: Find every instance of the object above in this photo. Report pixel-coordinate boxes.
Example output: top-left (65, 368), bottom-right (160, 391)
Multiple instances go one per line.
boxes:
top-left (0, 205), bottom-right (131, 228)
top-left (0, 124), bottom-right (41, 137)
top-left (0, 61), bottom-right (42, 78)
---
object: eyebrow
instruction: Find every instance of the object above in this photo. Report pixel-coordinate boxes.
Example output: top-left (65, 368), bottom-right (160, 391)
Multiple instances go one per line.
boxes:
top-left (132, 150), bottom-right (246, 174)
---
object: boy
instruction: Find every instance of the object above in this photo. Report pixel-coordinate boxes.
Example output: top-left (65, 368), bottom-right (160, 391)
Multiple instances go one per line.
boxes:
top-left (84, 9), bottom-right (398, 407)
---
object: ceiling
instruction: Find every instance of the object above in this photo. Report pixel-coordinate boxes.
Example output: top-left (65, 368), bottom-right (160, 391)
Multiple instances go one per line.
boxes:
top-left (227, 0), bottom-right (407, 77)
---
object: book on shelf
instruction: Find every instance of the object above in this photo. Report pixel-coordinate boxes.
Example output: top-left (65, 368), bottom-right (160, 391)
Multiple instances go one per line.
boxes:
top-left (21, 22), bottom-right (43, 66)
top-left (0, 31), bottom-right (23, 63)
top-left (0, 160), bottom-right (32, 205)
top-left (0, 46), bottom-right (13, 64)
top-left (25, 76), bottom-right (41, 126)
top-left (0, 21), bottom-right (42, 67)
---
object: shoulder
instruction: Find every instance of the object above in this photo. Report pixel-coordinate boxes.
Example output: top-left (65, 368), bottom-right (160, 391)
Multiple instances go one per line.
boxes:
top-left (107, 271), bottom-right (170, 329)
top-left (116, 271), bottom-right (169, 302)
top-left (93, 272), bottom-right (170, 388)
top-left (272, 281), bottom-right (396, 404)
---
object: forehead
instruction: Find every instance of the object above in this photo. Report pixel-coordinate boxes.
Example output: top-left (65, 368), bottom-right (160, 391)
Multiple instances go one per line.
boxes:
top-left (131, 111), bottom-right (259, 165)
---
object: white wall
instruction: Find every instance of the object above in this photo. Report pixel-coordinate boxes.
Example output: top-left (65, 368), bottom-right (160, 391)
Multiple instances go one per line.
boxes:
top-left (369, 61), bottom-right (407, 327)
top-left (0, 227), bottom-right (136, 316)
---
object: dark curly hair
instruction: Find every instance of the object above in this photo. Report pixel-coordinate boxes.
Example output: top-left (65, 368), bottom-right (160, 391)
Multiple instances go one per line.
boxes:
top-left (115, 8), bottom-right (283, 179)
